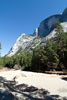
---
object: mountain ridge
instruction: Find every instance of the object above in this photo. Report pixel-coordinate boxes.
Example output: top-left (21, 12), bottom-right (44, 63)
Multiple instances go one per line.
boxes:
top-left (7, 8), bottom-right (67, 56)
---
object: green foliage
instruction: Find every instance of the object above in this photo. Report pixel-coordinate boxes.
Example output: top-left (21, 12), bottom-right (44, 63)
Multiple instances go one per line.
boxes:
top-left (2, 51), bottom-right (33, 70)
top-left (55, 21), bottom-right (64, 35)
top-left (55, 22), bottom-right (67, 69)
top-left (0, 57), bottom-right (4, 68)
top-left (45, 40), bottom-right (59, 68)
top-left (32, 46), bottom-right (48, 71)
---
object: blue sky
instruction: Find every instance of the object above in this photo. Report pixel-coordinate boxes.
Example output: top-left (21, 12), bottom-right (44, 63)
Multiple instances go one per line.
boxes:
top-left (0, 0), bottom-right (67, 56)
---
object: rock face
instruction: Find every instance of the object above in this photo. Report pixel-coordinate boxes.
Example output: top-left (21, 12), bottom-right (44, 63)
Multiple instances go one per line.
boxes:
top-left (38, 15), bottom-right (61, 36)
top-left (7, 8), bottom-right (67, 56)
top-left (38, 8), bottom-right (67, 36)
top-left (7, 33), bottom-right (36, 56)
top-left (34, 28), bottom-right (38, 37)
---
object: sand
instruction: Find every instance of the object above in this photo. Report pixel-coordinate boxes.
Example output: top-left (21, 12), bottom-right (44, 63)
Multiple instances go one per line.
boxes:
top-left (0, 70), bottom-right (67, 97)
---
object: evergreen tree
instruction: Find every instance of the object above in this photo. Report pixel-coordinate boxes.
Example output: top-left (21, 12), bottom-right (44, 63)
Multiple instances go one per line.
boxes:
top-left (45, 40), bottom-right (59, 68)
top-left (55, 21), bottom-right (64, 35)
top-left (55, 21), bottom-right (67, 69)
top-left (32, 46), bottom-right (48, 71)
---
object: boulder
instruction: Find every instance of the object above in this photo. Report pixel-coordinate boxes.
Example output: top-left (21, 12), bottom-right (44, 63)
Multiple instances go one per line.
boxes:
top-left (13, 64), bottom-right (21, 70)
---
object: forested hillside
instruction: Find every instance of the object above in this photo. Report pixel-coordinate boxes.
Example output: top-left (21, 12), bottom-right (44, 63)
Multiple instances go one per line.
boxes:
top-left (0, 22), bottom-right (67, 72)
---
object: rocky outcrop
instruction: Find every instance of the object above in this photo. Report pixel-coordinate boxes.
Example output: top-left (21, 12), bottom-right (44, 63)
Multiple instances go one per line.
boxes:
top-left (7, 30), bottom-right (41, 56)
top-left (7, 33), bottom-right (36, 56)
top-left (38, 15), bottom-right (61, 36)
top-left (33, 28), bottom-right (38, 37)
top-left (38, 8), bottom-right (67, 36)
top-left (44, 22), bottom-right (67, 40)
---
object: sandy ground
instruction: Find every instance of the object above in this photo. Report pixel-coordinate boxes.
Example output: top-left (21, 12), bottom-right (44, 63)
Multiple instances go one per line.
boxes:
top-left (0, 69), bottom-right (67, 97)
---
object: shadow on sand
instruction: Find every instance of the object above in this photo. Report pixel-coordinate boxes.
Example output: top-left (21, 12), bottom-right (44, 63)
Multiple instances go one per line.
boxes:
top-left (61, 77), bottom-right (67, 81)
top-left (0, 76), bottom-right (67, 100)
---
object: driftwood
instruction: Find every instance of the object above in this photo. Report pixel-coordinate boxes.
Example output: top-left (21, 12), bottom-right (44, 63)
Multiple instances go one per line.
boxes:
top-left (45, 71), bottom-right (67, 75)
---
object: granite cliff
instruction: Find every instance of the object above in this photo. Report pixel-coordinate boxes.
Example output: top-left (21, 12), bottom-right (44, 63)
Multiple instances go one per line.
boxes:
top-left (7, 8), bottom-right (67, 56)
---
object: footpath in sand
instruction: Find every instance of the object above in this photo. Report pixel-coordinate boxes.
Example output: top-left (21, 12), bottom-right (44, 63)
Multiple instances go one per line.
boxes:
top-left (0, 68), bottom-right (67, 99)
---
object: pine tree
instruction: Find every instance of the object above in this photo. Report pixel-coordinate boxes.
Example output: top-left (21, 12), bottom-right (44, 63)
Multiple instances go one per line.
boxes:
top-left (55, 21), bottom-right (67, 69)
top-left (55, 21), bottom-right (64, 35)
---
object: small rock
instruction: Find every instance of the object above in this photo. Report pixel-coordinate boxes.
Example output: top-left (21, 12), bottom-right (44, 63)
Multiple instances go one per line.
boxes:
top-left (13, 64), bottom-right (21, 70)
